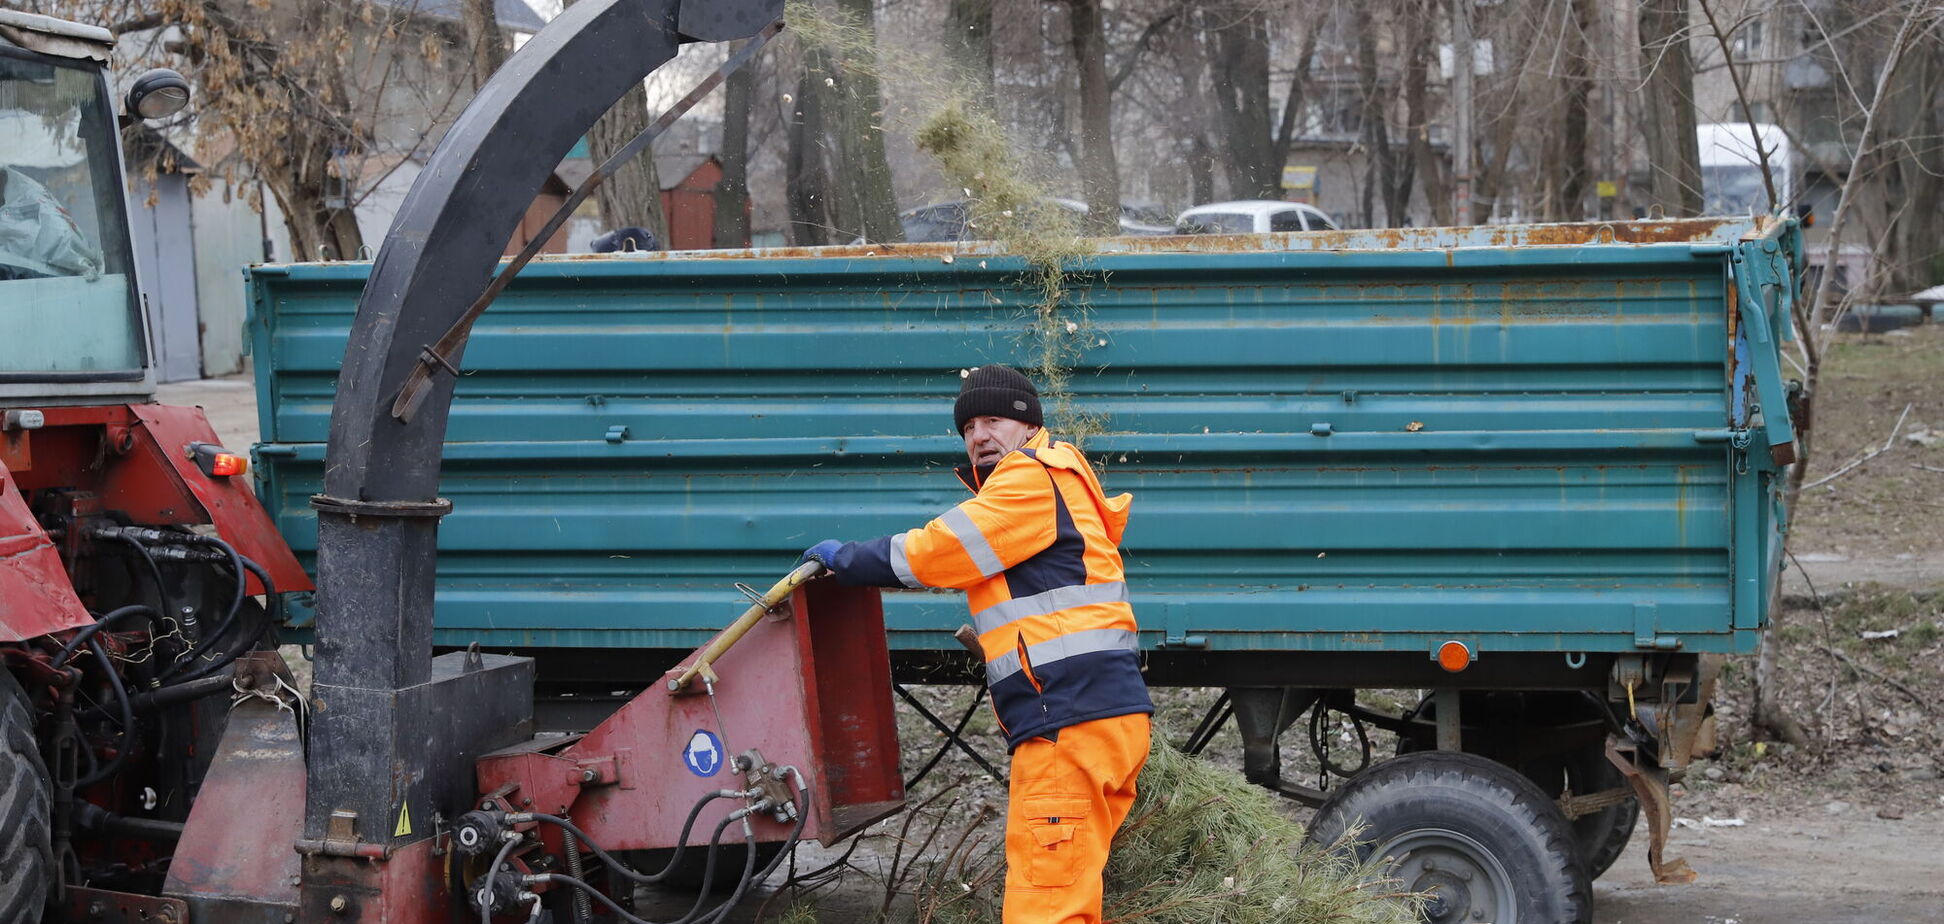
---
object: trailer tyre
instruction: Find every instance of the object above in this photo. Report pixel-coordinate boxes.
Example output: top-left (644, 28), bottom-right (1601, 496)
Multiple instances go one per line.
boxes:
top-left (1308, 751), bottom-right (1592, 924)
top-left (1, 667), bottom-right (52, 924)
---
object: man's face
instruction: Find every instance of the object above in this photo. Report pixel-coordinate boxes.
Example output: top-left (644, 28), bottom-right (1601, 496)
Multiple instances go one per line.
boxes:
top-left (962, 416), bottom-right (1039, 467)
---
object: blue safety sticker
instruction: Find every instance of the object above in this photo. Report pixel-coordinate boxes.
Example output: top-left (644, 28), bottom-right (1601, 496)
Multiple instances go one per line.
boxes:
top-left (683, 729), bottom-right (725, 778)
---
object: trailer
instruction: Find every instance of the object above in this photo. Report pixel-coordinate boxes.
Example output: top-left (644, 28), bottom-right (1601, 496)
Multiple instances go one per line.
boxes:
top-left (246, 213), bottom-right (1804, 920)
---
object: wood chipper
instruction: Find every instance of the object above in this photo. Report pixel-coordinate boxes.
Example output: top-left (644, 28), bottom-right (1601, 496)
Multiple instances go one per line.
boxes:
top-left (3, 2), bottom-right (910, 921)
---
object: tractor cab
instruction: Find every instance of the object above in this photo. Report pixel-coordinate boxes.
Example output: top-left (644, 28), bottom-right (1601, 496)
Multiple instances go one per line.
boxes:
top-left (0, 9), bottom-right (186, 406)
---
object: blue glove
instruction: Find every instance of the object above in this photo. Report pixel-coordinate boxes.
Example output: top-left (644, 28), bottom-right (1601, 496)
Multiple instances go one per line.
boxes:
top-left (799, 540), bottom-right (843, 569)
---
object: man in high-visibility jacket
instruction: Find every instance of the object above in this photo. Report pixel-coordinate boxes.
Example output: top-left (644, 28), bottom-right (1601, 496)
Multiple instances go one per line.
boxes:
top-left (801, 365), bottom-right (1153, 924)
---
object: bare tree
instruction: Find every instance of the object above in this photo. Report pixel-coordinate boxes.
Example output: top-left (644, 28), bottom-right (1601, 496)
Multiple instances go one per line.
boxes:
top-left (560, 0), bottom-right (666, 243)
top-left (1638, 0), bottom-right (1704, 215)
top-left (786, 44), bottom-right (836, 245)
top-left (1061, 0), bottom-right (1123, 233)
top-left (461, 0), bottom-right (508, 90)
top-left (829, 0), bottom-right (901, 241)
top-left (36, 0), bottom-right (498, 260)
top-left (944, 0), bottom-right (996, 105)
top-left (714, 39), bottom-right (757, 248)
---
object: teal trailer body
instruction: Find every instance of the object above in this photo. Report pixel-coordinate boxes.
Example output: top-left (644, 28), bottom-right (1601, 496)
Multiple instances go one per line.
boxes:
top-left (247, 219), bottom-right (1798, 686)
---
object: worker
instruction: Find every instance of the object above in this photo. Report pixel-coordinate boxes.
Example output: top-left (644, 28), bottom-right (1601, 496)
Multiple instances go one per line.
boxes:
top-left (800, 365), bottom-right (1152, 924)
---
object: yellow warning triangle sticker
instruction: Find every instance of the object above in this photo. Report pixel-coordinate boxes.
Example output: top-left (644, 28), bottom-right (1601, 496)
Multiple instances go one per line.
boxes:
top-left (394, 803), bottom-right (413, 838)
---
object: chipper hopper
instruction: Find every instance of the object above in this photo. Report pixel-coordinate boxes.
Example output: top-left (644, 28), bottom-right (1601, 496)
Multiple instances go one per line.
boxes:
top-left (164, 563), bottom-right (903, 922)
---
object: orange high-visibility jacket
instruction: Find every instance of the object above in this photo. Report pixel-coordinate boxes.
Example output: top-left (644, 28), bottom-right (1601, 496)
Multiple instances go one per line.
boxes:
top-left (827, 430), bottom-right (1152, 748)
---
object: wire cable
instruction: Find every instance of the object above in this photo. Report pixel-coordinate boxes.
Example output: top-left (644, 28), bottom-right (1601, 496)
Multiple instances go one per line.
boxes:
top-left (52, 605), bottom-right (159, 667)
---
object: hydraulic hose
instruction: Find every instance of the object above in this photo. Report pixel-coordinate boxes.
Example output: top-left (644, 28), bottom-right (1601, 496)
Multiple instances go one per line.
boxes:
top-left (172, 593), bottom-right (268, 684)
top-left (524, 770), bottom-right (813, 924)
top-left (156, 538), bottom-right (248, 682)
top-left (103, 532), bottom-right (173, 620)
top-left (479, 834), bottom-right (523, 924)
top-left (532, 817), bottom-right (750, 924)
top-left (76, 637), bottom-right (134, 787)
top-left (524, 789), bottom-right (739, 885)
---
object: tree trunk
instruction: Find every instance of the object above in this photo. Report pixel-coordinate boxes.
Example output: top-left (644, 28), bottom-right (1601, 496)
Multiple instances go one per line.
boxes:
top-left (1068, 0), bottom-right (1121, 234)
top-left (713, 39), bottom-right (755, 249)
top-left (564, 0), bottom-right (665, 243)
top-left (267, 171), bottom-right (363, 263)
top-left (1638, 0), bottom-right (1702, 216)
top-left (1884, 43), bottom-right (1944, 290)
top-left (1271, 25), bottom-right (1321, 181)
top-left (1208, 5), bottom-right (1278, 199)
top-left (831, 0), bottom-right (901, 243)
top-left (588, 82), bottom-right (667, 244)
top-left (1552, 0), bottom-right (1594, 221)
top-left (944, 0), bottom-right (995, 108)
top-left (1354, 6), bottom-right (1401, 227)
top-left (787, 50), bottom-right (835, 246)
top-left (1402, 0), bottom-right (1447, 226)
top-left (461, 0), bottom-right (508, 90)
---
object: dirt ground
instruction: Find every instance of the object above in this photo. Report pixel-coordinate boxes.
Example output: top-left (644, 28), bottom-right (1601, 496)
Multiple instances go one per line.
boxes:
top-left (153, 326), bottom-right (1944, 922)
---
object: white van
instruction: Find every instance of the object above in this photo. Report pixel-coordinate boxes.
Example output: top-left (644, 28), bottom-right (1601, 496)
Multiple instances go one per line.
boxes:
top-left (1697, 122), bottom-right (1798, 216)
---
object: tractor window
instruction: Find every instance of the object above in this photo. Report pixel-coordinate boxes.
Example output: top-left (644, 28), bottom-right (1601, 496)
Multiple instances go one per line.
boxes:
top-left (0, 48), bottom-right (143, 378)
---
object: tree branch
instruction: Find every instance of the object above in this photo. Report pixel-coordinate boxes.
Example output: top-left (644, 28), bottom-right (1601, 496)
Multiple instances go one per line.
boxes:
top-left (1695, 0), bottom-right (1778, 210)
top-left (1107, 5), bottom-right (1182, 96)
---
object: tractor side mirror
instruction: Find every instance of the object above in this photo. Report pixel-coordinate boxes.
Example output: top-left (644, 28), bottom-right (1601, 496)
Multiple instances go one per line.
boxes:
top-left (125, 68), bottom-right (190, 121)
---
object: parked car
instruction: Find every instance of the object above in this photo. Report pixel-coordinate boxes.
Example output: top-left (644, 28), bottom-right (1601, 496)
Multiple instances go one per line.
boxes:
top-left (894, 198), bottom-right (1172, 243)
top-left (1176, 199), bottom-right (1340, 234)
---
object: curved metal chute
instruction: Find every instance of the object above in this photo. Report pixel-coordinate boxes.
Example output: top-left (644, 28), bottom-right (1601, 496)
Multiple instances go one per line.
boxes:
top-left (302, 0), bottom-right (781, 850)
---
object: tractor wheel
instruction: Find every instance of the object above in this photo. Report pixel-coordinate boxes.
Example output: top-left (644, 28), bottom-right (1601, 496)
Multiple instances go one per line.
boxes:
top-left (1308, 751), bottom-right (1592, 924)
top-left (1, 666), bottom-right (52, 924)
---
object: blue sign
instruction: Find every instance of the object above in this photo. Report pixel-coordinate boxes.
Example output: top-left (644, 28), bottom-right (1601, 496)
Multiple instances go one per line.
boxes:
top-left (683, 729), bottom-right (725, 777)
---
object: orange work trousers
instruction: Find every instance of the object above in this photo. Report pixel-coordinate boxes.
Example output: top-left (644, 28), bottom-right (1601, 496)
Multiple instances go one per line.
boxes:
top-left (1002, 712), bottom-right (1151, 924)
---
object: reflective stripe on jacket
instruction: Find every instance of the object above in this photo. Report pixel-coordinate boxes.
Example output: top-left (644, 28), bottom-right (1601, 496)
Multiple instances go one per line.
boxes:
top-left (828, 429), bottom-right (1152, 749)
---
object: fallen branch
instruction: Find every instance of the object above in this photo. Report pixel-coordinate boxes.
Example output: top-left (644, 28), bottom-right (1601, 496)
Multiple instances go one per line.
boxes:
top-left (1913, 464), bottom-right (1944, 474)
top-left (1816, 644), bottom-right (1930, 714)
top-left (1804, 403), bottom-right (1913, 489)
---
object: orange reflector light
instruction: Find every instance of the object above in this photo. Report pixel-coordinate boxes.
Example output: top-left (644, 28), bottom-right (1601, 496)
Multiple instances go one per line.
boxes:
top-left (1436, 640), bottom-right (1472, 673)
top-left (210, 453), bottom-right (247, 477)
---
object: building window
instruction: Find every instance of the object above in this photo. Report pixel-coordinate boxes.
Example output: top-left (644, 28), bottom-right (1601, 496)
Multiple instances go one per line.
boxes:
top-left (1732, 20), bottom-right (1765, 58)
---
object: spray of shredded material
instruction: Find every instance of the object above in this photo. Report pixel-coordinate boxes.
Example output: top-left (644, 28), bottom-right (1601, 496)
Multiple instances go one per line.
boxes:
top-left (785, 1), bottom-right (1102, 443)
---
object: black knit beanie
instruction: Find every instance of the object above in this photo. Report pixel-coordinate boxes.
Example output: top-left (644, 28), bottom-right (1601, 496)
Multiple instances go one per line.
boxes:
top-left (954, 365), bottom-right (1044, 433)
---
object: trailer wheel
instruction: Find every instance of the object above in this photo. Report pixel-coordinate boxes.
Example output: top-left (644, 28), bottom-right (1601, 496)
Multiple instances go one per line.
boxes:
top-left (1, 667), bottom-right (52, 924)
top-left (1308, 751), bottom-right (1592, 924)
